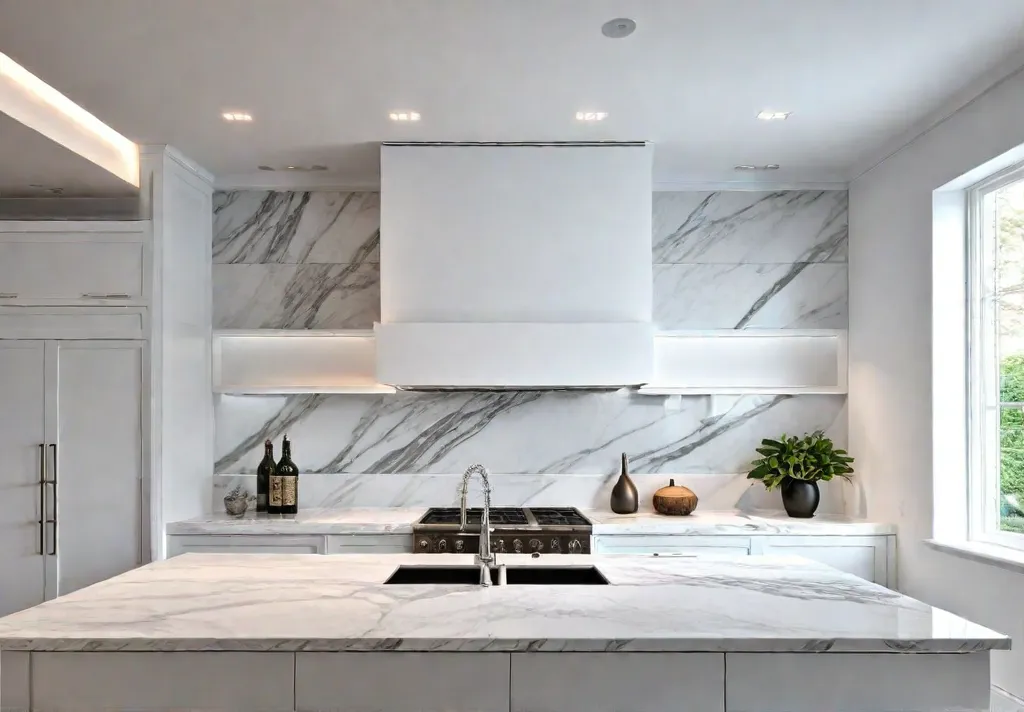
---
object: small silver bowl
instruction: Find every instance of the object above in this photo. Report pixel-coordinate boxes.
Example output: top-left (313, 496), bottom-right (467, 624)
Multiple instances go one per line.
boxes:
top-left (224, 495), bottom-right (248, 517)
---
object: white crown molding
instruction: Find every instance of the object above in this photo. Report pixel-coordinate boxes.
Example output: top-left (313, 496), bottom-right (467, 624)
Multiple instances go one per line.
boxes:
top-left (140, 145), bottom-right (215, 186)
top-left (849, 47), bottom-right (1024, 182)
top-left (216, 172), bottom-right (848, 193)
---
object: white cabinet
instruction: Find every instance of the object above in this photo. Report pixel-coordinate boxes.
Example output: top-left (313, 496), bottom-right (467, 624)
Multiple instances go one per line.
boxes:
top-left (326, 533), bottom-right (410, 554)
top-left (0, 340), bottom-right (144, 617)
top-left (166, 533), bottom-right (412, 556)
top-left (594, 533), bottom-right (895, 586)
top-left (594, 534), bottom-right (752, 556)
top-left (167, 535), bottom-right (327, 556)
top-left (0, 224), bottom-right (148, 305)
top-left (753, 536), bottom-right (891, 585)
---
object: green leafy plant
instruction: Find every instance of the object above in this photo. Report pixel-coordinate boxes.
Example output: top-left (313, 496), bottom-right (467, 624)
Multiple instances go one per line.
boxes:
top-left (747, 430), bottom-right (854, 491)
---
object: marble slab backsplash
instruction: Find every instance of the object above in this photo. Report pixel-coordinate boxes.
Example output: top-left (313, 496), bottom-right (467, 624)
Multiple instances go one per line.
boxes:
top-left (212, 189), bottom-right (848, 331)
top-left (210, 188), bottom-right (850, 515)
top-left (213, 471), bottom-right (848, 515)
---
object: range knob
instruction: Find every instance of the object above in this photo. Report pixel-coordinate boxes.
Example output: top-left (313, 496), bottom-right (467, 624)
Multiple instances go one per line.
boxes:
top-left (454, 539), bottom-right (466, 553)
top-left (417, 538), bottom-right (431, 552)
top-left (529, 538), bottom-right (544, 553)
top-left (549, 539), bottom-right (561, 553)
top-left (568, 539), bottom-right (583, 554)
top-left (512, 539), bottom-right (524, 553)
top-left (494, 539), bottom-right (507, 553)
top-left (437, 538), bottom-right (448, 552)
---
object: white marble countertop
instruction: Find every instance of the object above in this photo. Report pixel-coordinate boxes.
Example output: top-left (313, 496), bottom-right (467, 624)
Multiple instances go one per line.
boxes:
top-left (166, 507), bottom-right (894, 536)
top-left (0, 553), bottom-right (1005, 654)
top-left (585, 509), bottom-right (896, 535)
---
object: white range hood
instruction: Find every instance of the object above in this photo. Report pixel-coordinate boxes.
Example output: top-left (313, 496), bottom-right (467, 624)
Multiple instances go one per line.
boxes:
top-left (376, 142), bottom-right (654, 389)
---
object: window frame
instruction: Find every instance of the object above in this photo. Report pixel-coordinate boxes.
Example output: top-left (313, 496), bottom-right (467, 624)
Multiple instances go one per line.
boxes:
top-left (967, 161), bottom-right (1024, 551)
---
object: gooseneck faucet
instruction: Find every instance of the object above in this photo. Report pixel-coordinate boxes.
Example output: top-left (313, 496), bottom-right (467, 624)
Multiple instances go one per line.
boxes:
top-left (460, 464), bottom-right (494, 586)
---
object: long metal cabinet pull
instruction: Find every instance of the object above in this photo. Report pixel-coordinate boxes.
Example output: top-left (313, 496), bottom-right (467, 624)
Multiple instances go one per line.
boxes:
top-left (47, 443), bottom-right (57, 556)
top-left (38, 444), bottom-right (46, 556)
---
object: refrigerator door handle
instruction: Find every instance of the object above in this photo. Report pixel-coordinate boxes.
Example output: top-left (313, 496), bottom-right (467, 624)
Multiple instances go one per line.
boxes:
top-left (46, 443), bottom-right (57, 556)
top-left (38, 443), bottom-right (46, 556)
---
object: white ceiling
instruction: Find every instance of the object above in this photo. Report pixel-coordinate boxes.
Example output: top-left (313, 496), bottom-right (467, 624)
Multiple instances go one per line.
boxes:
top-left (0, 113), bottom-right (137, 197)
top-left (1, 0), bottom-right (1024, 191)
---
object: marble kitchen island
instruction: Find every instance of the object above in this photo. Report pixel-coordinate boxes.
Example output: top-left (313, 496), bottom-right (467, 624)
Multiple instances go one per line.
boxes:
top-left (0, 553), bottom-right (1009, 712)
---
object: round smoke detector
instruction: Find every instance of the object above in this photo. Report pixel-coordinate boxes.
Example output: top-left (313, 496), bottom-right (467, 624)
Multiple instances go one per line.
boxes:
top-left (602, 17), bottom-right (636, 39)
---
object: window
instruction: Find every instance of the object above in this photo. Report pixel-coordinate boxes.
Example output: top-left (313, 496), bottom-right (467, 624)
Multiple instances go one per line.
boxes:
top-left (969, 164), bottom-right (1024, 548)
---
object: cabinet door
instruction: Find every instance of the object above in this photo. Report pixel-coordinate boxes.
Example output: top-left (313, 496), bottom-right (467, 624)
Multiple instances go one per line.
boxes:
top-left (326, 534), bottom-right (411, 554)
top-left (51, 341), bottom-right (144, 595)
top-left (0, 234), bottom-right (145, 303)
top-left (756, 536), bottom-right (889, 585)
top-left (0, 342), bottom-right (46, 617)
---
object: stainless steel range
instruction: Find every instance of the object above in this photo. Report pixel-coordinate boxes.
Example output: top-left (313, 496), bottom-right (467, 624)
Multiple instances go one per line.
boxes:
top-left (412, 507), bottom-right (593, 555)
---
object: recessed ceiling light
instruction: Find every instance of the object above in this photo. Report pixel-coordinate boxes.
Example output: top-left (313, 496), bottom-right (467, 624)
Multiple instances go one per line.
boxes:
top-left (575, 111), bottom-right (608, 122)
top-left (222, 112), bottom-right (253, 122)
top-left (389, 111), bottom-right (420, 122)
top-left (257, 165), bottom-right (329, 172)
top-left (735, 164), bottom-right (780, 171)
top-left (756, 111), bottom-right (790, 121)
top-left (602, 18), bottom-right (636, 38)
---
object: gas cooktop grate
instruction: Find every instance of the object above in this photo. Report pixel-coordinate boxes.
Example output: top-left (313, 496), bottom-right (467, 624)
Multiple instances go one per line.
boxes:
top-left (529, 507), bottom-right (592, 527)
top-left (418, 507), bottom-right (529, 526)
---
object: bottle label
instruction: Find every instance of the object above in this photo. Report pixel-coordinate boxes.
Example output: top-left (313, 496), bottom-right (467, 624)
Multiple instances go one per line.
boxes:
top-left (282, 477), bottom-right (297, 507)
top-left (269, 476), bottom-right (283, 507)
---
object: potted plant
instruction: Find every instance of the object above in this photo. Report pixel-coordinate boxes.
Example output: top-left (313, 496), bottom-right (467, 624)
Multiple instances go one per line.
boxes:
top-left (746, 430), bottom-right (854, 518)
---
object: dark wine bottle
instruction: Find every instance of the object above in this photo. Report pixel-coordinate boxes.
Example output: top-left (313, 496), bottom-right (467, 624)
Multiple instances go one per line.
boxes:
top-left (256, 439), bottom-right (275, 514)
top-left (277, 435), bottom-right (299, 515)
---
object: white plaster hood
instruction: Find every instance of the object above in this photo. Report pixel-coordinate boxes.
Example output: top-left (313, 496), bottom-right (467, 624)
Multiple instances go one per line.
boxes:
top-left (376, 142), bottom-right (654, 389)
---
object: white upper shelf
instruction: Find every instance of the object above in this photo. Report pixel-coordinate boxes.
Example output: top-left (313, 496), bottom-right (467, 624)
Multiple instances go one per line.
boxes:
top-left (213, 330), bottom-right (395, 395)
top-left (637, 329), bottom-right (848, 395)
top-left (212, 328), bottom-right (847, 396)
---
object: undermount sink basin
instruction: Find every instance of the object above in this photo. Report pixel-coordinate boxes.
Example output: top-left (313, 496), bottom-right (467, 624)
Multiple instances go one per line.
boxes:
top-left (383, 565), bottom-right (608, 586)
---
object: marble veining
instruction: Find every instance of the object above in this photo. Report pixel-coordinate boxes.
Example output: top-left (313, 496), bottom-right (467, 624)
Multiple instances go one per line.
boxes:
top-left (654, 263), bottom-right (848, 329)
top-left (215, 391), bottom-right (846, 476)
top-left (167, 507), bottom-right (893, 537)
top-left (213, 263), bottom-right (380, 329)
top-left (213, 191), bottom-right (379, 265)
top-left (0, 553), bottom-right (1004, 654)
top-left (652, 191), bottom-right (848, 264)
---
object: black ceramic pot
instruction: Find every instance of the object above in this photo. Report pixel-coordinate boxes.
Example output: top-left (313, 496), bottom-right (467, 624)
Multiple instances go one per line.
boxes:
top-left (781, 478), bottom-right (819, 518)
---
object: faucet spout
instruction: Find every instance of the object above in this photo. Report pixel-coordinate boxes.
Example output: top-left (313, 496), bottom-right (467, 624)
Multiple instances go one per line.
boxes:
top-left (460, 464), bottom-right (494, 586)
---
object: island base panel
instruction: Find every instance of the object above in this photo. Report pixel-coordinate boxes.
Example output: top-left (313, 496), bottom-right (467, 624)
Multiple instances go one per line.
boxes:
top-left (1, 651), bottom-right (30, 712)
top-left (32, 651), bottom-right (295, 712)
top-left (295, 652), bottom-right (510, 712)
top-left (511, 652), bottom-right (724, 712)
top-left (725, 651), bottom-right (991, 712)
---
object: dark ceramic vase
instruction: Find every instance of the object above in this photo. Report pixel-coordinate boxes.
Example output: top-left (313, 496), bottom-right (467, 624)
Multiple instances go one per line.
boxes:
top-left (610, 452), bottom-right (639, 514)
top-left (781, 478), bottom-right (819, 518)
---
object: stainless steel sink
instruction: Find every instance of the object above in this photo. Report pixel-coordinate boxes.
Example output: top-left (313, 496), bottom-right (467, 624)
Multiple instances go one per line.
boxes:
top-left (383, 565), bottom-right (608, 585)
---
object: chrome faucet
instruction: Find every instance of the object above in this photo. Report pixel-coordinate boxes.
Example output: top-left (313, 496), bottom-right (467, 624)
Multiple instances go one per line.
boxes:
top-left (460, 463), bottom-right (494, 586)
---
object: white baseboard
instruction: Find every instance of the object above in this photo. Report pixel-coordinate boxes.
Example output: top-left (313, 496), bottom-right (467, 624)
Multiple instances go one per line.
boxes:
top-left (993, 686), bottom-right (1024, 712)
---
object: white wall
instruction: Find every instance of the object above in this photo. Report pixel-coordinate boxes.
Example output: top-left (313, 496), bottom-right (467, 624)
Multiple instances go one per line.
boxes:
top-left (140, 146), bottom-right (214, 559)
top-left (849, 65), bottom-right (1024, 694)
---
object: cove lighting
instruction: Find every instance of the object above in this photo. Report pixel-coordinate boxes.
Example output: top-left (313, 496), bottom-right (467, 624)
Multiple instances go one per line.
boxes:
top-left (0, 51), bottom-right (139, 187)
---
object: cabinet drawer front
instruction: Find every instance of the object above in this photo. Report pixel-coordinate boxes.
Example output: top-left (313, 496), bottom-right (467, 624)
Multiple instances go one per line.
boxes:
top-left (167, 534), bottom-right (326, 556)
top-left (0, 239), bottom-right (144, 301)
top-left (595, 535), bottom-right (751, 555)
top-left (512, 653), bottom-right (724, 712)
top-left (296, 652), bottom-right (510, 712)
top-left (325, 534), bottom-right (411, 554)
